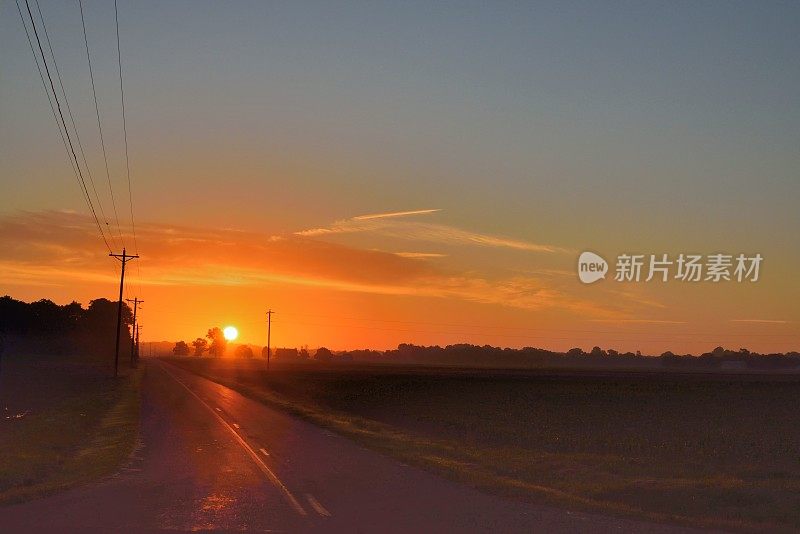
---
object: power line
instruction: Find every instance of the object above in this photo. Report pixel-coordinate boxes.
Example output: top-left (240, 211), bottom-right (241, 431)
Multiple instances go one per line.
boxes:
top-left (78, 0), bottom-right (125, 249)
top-left (277, 311), bottom-right (795, 337)
top-left (18, 0), bottom-right (112, 252)
top-left (113, 0), bottom-right (143, 302)
top-left (273, 318), bottom-right (793, 346)
top-left (15, 0), bottom-right (114, 270)
top-left (114, 0), bottom-right (137, 256)
top-left (152, 307), bottom-right (797, 338)
top-left (32, 0), bottom-right (119, 250)
top-left (31, 0), bottom-right (115, 250)
top-left (14, 0), bottom-right (81, 193)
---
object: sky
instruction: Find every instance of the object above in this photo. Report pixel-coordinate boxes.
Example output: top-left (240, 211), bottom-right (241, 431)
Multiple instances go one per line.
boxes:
top-left (1, 1), bottom-right (798, 354)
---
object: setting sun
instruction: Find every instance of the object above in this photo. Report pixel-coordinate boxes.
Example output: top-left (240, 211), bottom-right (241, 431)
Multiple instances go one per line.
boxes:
top-left (223, 326), bottom-right (238, 341)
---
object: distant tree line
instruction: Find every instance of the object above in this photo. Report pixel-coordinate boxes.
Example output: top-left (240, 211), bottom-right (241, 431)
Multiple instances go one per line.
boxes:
top-left (353, 344), bottom-right (800, 370)
top-left (173, 327), bottom-right (250, 358)
top-left (168, 336), bottom-right (800, 370)
top-left (172, 340), bottom-right (329, 361)
top-left (251, 343), bottom-right (800, 370)
top-left (0, 295), bottom-right (134, 361)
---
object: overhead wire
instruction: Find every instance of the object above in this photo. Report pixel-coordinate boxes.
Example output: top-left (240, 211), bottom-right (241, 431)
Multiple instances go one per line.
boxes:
top-left (14, 0), bottom-right (81, 191)
top-left (18, 0), bottom-right (113, 253)
top-left (271, 318), bottom-right (793, 347)
top-left (113, 0), bottom-right (144, 302)
top-left (114, 0), bottom-right (137, 256)
top-left (15, 0), bottom-right (120, 281)
top-left (32, 0), bottom-right (118, 251)
top-left (277, 311), bottom-right (796, 337)
top-left (78, 0), bottom-right (125, 249)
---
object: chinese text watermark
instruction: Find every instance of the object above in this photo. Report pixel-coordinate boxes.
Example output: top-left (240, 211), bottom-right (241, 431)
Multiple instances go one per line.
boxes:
top-left (578, 252), bottom-right (762, 284)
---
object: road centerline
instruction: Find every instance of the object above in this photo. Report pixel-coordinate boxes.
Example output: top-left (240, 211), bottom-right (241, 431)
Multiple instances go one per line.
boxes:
top-left (157, 361), bottom-right (308, 517)
top-left (305, 494), bottom-right (331, 517)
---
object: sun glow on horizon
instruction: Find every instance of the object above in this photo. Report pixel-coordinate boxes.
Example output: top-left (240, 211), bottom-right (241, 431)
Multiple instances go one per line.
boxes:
top-left (223, 326), bottom-right (239, 341)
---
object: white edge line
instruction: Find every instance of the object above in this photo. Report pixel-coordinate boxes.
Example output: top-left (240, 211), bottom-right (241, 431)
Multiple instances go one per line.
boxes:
top-left (158, 362), bottom-right (307, 516)
top-left (305, 494), bottom-right (331, 517)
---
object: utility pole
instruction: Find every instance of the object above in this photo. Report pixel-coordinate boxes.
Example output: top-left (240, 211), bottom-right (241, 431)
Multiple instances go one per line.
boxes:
top-left (266, 309), bottom-right (274, 371)
top-left (135, 324), bottom-right (141, 363)
top-left (110, 248), bottom-right (138, 377)
top-left (126, 298), bottom-right (143, 368)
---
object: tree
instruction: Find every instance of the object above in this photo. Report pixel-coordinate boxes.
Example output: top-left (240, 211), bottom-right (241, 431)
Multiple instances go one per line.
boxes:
top-left (207, 327), bottom-right (227, 357)
top-left (590, 346), bottom-right (606, 357)
top-left (314, 347), bottom-right (333, 362)
top-left (191, 337), bottom-right (208, 357)
top-left (234, 345), bottom-right (254, 359)
top-left (173, 341), bottom-right (190, 356)
top-left (0, 295), bottom-right (133, 361)
top-left (85, 298), bottom-right (133, 330)
top-left (81, 298), bottom-right (133, 362)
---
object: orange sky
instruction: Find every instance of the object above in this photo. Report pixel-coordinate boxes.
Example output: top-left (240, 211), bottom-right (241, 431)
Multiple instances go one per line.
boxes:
top-left (2, 3), bottom-right (798, 355)
top-left (1, 210), bottom-right (796, 355)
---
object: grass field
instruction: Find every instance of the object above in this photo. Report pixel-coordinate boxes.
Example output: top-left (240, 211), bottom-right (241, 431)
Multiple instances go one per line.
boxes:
top-left (0, 355), bottom-right (141, 504)
top-left (166, 357), bottom-right (800, 531)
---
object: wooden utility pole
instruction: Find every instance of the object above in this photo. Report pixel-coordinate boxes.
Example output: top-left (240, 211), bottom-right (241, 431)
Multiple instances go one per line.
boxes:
top-left (135, 324), bottom-right (140, 362)
top-left (126, 298), bottom-right (143, 368)
top-left (110, 248), bottom-right (138, 377)
top-left (266, 309), bottom-right (274, 371)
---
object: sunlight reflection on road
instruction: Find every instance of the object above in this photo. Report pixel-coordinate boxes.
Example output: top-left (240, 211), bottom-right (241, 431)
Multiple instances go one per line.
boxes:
top-left (190, 492), bottom-right (237, 531)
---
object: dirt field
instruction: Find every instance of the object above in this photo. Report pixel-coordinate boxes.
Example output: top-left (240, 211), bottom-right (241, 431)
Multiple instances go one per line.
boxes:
top-left (166, 357), bottom-right (800, 531)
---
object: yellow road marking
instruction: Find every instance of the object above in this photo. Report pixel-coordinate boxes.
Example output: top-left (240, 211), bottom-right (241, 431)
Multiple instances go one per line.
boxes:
top-left (158, 362), bottom-right (308, 516)
top-left (305, 494), bottom-right (331, 517)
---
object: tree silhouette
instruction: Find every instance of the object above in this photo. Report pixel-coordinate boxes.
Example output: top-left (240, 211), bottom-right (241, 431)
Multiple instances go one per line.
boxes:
top-left (314, 347), bottom-right (333, 362)
top-left (0, 295), bottom-right (133, 361)
top-left (173, 341), bottom-right (190, 356)
top-left (191, 337), bottom-right (208, 357)
top-left (234, 345), bottom-right (254, 359)
top-left (590, 346), bottom-right (606, 357)
top-left (207, 327), bottom-right (227, 357)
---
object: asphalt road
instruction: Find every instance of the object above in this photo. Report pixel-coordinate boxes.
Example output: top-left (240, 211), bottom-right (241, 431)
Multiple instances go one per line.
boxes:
top-left (0, 360), bottom-right (704, 533)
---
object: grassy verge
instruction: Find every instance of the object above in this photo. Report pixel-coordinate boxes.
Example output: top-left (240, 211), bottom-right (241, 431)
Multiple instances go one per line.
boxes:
top-left (0, 356), bottom-right (142, 504)
top-left (166, 357), bottom-right (800, 532)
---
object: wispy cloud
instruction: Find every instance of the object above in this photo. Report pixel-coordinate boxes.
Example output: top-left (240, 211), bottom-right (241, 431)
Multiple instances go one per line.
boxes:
top-left (590, 319), bottom-right (687, 325)
top-left (296, 210), bottom-right (568, 253)
top-left (353, 208), bottom-right (441, 220)
top-left (393, 252), bottom-right (448, 259)
top-left (730, 319), bottom-right (789, 324)
top-left (0, 210), bottom-right (613, 319)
